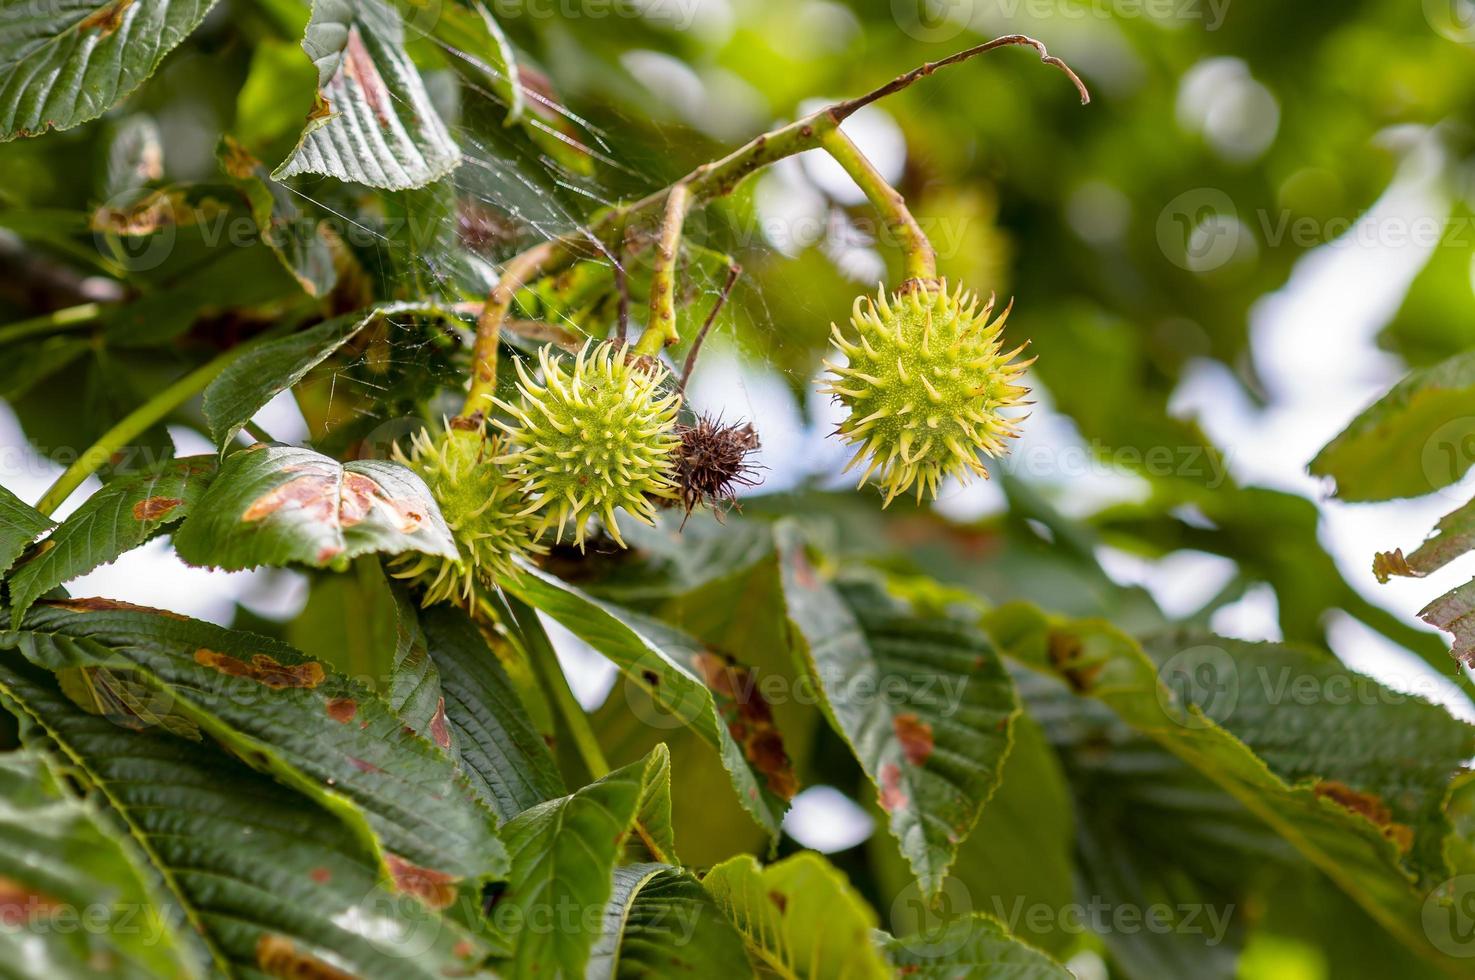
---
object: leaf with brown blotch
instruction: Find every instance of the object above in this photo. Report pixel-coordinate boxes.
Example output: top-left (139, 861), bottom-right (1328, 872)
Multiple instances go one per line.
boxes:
top-left (172, 444), bottom-right (457, 572)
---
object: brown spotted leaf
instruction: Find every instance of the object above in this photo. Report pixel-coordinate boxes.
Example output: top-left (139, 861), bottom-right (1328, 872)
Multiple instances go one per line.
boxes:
top-left (0, 748), bottom-right (198, 978)
top-left (702, 852), bottom-right (889, 979)
top-left (1, 601), bottom-right (507, 888)
top-left (498, 562), bottom-right (785, 840)
top-left (273, 0), bottom-right (460, 190)
top-left (0, 657), bottom-right (492, 977)
top-left (0, 0), bottom-right (220, 141)
top-left (9, 456), bottom-right (218, 626)
top-left (773, 523), bottom-right (1019, 900)
top-left (1421, 579), bottom-right (1475, 668)
top-left (985, 603), bottom-right (1475, 963)
top-left (172, 444), bottom-right (456, 571)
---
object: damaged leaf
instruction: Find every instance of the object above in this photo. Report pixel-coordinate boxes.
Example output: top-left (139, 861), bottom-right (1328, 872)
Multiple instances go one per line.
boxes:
top-left (172, 444), bottom-right (457, 571)
top-left (702, 852), bottom-right (890, 980)
top-left (2, 601), bottom-right (507, 887)
top-left (8, 455), bottom-right (218, 625)
top-left (273, 0), bottom-right (461, 190)
top-left (774, 523), bottom-right (1019, 900)
top-left (0, 0), bottom-right (221, 141)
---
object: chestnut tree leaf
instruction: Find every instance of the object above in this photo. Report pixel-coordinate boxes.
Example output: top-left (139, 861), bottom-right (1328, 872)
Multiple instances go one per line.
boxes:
top-left (0, 0), bottom-right (219, 141)
top-left (588, 863), bottom-right (753, 980)
top-left (1, 600), bottom-right (508, 889)
top-left (495, 746), bottom-right (672, 979)
top-left (272, 0), bottom-right (461, 190)
top-left (218, 137), bottom-right (337, 299)
top-left (702, 852), bottom-right (890, 979)
top-left (774, 522), bottom-right (1020, 900)
top-left (986, 603), bottom-right (1475, 964)
top-left (0, 657), bottom-right (493, 977)
top-left (0, 747), bottom-right (199, 978)
top-left (8, 456), bottom-right (218, 626)
top-left (1373, 494), bottom-right (1475, 583)
top-left (172, 444), bottom-right (457, 571)
top-left (879, 913), bottom-right (1072, 979)
top-left (497, 562), bottom-right (787, 840)
top-left (1310, 347), bottom-right (1475, 501)
top-left (200, 302), bottom-right (455, 447)
top-left (419, 602), bottom-right (564, 822)
top-left (0, 483), bottom-right (53, 575)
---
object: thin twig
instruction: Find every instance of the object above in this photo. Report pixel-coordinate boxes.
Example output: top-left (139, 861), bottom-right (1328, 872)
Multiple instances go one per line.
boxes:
top-left (680, 263), bottom-right (741, 396)
top-left (461, 239), bottom-right (564, 418)
top-left (830, 34), bottom-right (1090, 120)
top-left (634, 183), bottom-right (690, 356)
top-left (461, 35), bottom-right (1088, 394)
top-left (819, 127), bottom-right (936, 281)
top-left (0, 302), bottom-right (104, 346)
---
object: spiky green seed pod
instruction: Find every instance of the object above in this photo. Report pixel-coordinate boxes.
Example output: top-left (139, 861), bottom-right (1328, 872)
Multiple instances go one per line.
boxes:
top-left (822, 280), bottom-right (1032, 505)
top-left (392, 424), bottom-right (543, 605)
top-left (495, 341), bottom-right (681, 548)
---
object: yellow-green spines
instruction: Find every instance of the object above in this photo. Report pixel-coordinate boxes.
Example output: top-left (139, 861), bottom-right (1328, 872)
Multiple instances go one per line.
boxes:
top-left (495, 341), bottom-right (681, 548)
top-left (392, 425), bottom-right (542, 605)
top-left (822, 280), bottom-right (1032, 505)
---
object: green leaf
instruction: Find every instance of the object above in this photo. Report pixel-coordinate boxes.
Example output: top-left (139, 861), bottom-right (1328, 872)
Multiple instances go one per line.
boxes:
top-left (869, 711), bottom-right (1077, 958)
top-left (1139, 629), bottom-right (1475, 884)
top-left (0, 747), bottom-right (197, 979)
top-left (984, 603), bottom-right (1472, 964)
top-left (8, 456), bottom-right (217, 626)
top-left (879, 913), bottom-right (1072, 979)
top-left (775, 524), bottom-right (1019, 898)
top-left (172, 443), bottom-right (458, 571)
top-left (0, 0), bottom-right (219, 141)
top-left (1420, 579), bottom-right (1475, 668)
top-left (273, 0), bottom-right (461, 190)
top-left (499, 560), bottom-right (787, 839)
top-left (576, 518), bottom-right (813, 865)
top-left (2, 600), bottom-right (506, 889)
top-left (219, 137), bottom-right (337, 298)
top-left (1374, 494), bottom-right (1475, 582)
top-left (200, 302), bottom-right (448, 447)
top-left (0, 655), bottom-right (493, 977)
top-left (420, 0), bottom-right (523, 125)
top-left (419, 602), bottom-right (564, 821)
top-left (703, 852), bottom-right (891, 979)
top-left (589, 863), bottom-right (754, 980)
top-left (0, 482), bottom-right (52, 575)
top-left (1310, 347), bottom-right (1475, 501)
top-left (1016, 666), bottom-right (1266, 977)
top-left (495, 745), bottom-right (672, 979)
